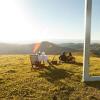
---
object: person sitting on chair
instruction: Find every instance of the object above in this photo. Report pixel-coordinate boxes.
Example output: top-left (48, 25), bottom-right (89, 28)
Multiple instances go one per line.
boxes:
top-left (30, 52), bottom-right (41, 69)
top-left (67, 52), bottom-right (75, 63)
top-left (38, 52), bottom-right (48, 66)
top-left (59, 52), bottom-right (67, 63)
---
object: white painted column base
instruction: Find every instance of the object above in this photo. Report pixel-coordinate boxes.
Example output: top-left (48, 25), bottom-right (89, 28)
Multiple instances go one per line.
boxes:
top-left (83, 76), bottom-right (100, 82)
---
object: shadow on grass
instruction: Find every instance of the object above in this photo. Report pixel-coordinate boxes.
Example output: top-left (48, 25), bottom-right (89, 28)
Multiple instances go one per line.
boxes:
top-left (39, 65), bottom-right (73, 83)
top-left (85, 81), bottom-right (100, 89)
top-left (59, 61), bottom-right (83, 66)
top-left (74, 62), bottom-right (83, 66)
top-left (6, 70), bottom-right (17, 73)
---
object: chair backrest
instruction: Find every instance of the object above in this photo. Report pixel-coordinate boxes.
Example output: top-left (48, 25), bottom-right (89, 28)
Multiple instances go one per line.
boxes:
top-left (30, 55), bottom-right (38, 64)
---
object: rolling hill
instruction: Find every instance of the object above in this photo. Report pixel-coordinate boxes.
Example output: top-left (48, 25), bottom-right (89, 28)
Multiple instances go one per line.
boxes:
top-left (0, 41), bottom-right (100, 55)
top-left (39, 41), bottom-right (78, 54)
top-left (0, 42), bottom-right (79, 54)
top-left (0, 43), bottom-right (33, 54)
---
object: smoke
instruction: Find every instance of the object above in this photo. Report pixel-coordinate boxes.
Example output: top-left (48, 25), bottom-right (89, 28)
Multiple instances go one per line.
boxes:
top-left (33, 43), bottom-right (41, 53)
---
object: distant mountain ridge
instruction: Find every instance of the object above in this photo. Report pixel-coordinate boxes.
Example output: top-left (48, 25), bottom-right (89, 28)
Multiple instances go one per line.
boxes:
top-left (0, 41), bottom-right (100, 55)
top-left (0, 43), bottom-right (33, 54)
top-left (0, 41), bottom-right (79, 54)
top-left (39, 41), bottom-right (79, 54)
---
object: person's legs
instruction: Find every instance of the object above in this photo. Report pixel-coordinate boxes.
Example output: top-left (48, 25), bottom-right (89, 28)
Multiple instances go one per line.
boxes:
top-left (35, 61), bottom-right (40, 68)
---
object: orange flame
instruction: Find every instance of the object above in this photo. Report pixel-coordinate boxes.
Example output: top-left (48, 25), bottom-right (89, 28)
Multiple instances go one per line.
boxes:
top-left (33, 43), bottom-right (40, 53)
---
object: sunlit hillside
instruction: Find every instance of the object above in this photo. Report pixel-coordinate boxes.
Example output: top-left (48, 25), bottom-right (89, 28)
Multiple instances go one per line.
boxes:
top-left (0, 55), bottom-right (100, 100)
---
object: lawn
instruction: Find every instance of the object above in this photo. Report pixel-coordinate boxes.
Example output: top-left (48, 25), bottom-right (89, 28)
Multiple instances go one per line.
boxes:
top-left (0, 55), bottom-right (100, 100)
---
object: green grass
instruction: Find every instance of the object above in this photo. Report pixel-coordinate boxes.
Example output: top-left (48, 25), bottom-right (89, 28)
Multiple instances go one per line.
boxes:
top-left (0, 55), bottom-right (100, 100)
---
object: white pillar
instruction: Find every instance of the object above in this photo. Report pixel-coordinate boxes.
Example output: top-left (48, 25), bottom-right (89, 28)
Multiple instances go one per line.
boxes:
top-left (83, 0), bottom-right (92, 81)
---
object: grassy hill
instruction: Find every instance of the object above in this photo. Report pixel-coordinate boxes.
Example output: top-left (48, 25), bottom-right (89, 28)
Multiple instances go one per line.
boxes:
top-left (39, 41), bottom-right (78, 54)
top-left (0, 43), bottom-right (33, 54)
top-left (0, 42), bottom-right (79, 54)
top-left (0, 42), bottom-right (100, 56)
top-left (0, 55), bottom-right (100, 100)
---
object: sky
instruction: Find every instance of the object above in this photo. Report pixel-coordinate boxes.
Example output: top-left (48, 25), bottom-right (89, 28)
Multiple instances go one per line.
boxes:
top-left (0, 0), bottom-right (100, 43)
